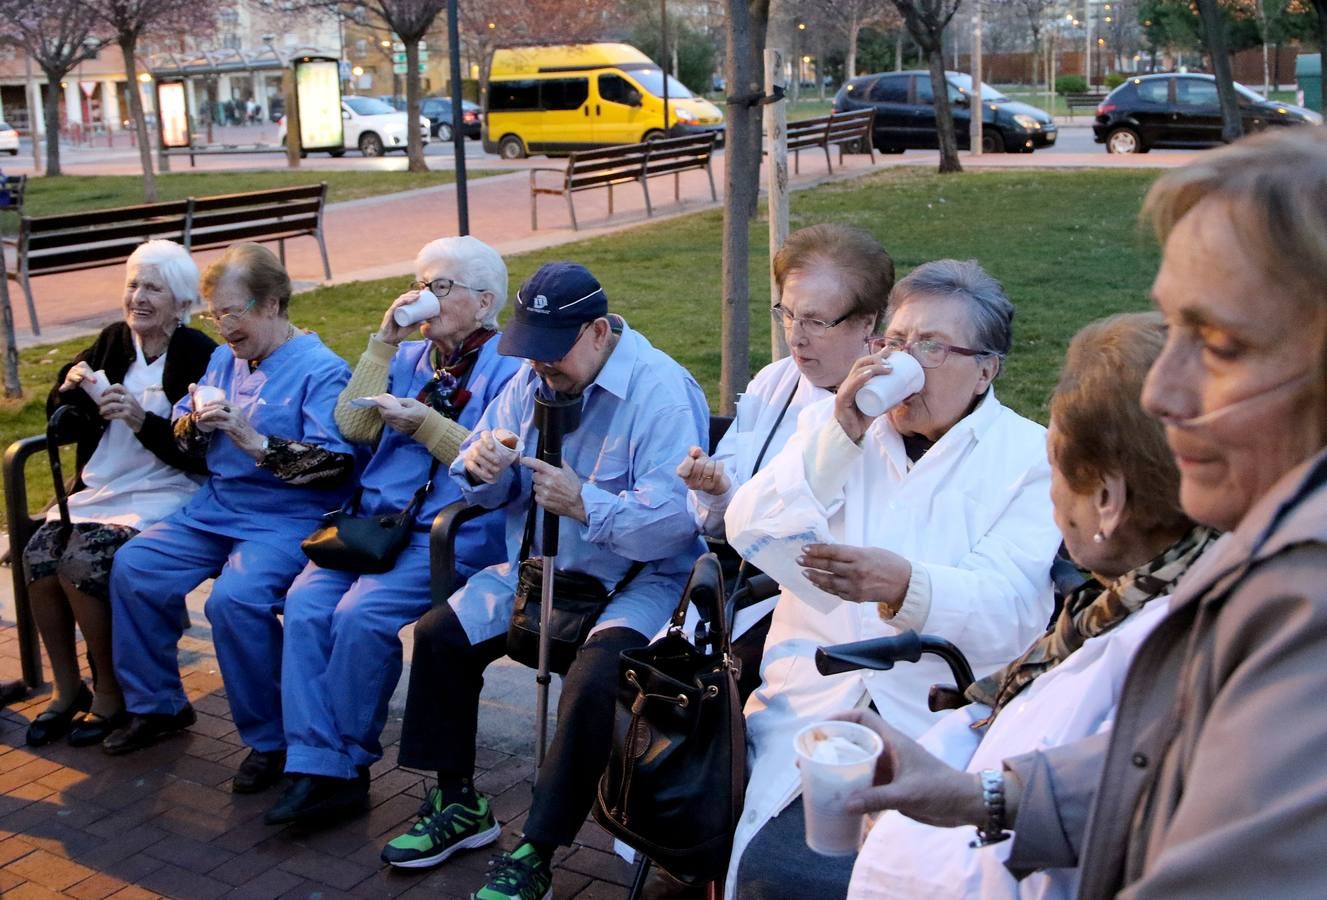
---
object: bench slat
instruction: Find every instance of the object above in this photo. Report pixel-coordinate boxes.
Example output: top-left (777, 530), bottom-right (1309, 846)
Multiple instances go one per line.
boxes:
top-left (25, 217), bottom-right (189, 252)
top-left (187, 199), bottom-right (322, 231)
top-left (188, 218), bottom-right (320, 250)
top-left (21, 201), bottom-right (192, 234)
top-left (190, 184), bottom-right (326, 211)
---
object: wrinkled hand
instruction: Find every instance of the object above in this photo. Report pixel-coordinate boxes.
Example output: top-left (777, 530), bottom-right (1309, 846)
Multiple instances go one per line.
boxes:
top-left (97, 384), bottom-right (147, 433)
top-left (463, 430), bottom-right (514, 484)
top-left (522, 456), bottom-right (587, 524)
top-left (195, 401), bottom-right (266, 459)
top-left (376, 291), bottom-right (423, 345)
top-left (59, 361), bottom-right (97, 394)
top-left (676, 446), bottom-right (731, 496)
top-left (798, 543), bottom-right (911, 609)
top-left (829, 708), bottom-right (987, 829)
top-left (834, 348), bottom-right (893, 444)
top-left (378, 395), bottom-right (429, 435)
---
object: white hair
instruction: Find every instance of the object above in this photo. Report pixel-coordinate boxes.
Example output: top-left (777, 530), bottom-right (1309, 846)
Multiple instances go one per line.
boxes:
top-left (127, 240), bottom-right (201, 323)
top-left (415, 235), bottom-right (509, 329)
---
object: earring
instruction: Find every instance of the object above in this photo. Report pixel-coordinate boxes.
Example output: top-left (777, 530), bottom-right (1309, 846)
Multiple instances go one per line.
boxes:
top-left (1093, 530), bottom-right (1106, 544)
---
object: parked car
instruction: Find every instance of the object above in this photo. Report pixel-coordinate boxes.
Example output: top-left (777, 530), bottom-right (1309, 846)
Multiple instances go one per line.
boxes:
top-left (420, 97), bottom-right (483, 140)
top-left (0, 121), bottom-right (18, 155)
top-left (1093, 73), bottom-right (1322, 153)
top-left (832, 71), bottom-right (1056, 153)
top-left (278, 96), bottom-right (430, 157)
top-left (374, 94), bottom-right (407, 111)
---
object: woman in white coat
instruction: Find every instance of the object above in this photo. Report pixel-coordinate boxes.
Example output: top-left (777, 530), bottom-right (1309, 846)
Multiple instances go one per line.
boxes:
top-left (725, 259), bottom-right (1062, 898)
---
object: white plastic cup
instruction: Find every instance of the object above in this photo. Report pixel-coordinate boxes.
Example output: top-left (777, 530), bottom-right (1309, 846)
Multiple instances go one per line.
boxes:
top-left (79, 369), bottom-right (109, 403)
top-left (393, 289), bottom-right (441, 327)
top-left (490, 428), bottom-right (525, 466)
top-left (794, 720), bottom-right (884, 856)
top-left (855, 350), bottom-right (925, 417)
top-left (192, 385), bottom-right (226, 412)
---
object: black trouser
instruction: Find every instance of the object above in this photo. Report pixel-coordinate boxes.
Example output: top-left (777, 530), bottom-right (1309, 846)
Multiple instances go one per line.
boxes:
top-left (735, 798), bottom-right (856, 899)
top-left (398, 601), bottom-right (647, 847)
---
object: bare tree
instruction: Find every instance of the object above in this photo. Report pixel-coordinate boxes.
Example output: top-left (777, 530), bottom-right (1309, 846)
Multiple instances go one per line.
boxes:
top-left (889, 0), bottom-right (965, 172)
top-left (0, 0), bottom-right (104, 176)
top-left (86, 0), bottom-right (214, 202)
top-left (804, 0), bottom-right (901, 80)
top-left (1007, 0), bottom-right (1056, 82)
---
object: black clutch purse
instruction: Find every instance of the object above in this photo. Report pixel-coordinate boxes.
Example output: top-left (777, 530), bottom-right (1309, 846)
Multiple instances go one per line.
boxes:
top-left (301, 458), bottom-right (439, 574)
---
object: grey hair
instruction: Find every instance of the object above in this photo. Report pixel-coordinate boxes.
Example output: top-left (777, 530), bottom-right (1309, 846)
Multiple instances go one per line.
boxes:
top-left (415, 235), bottom-right (509, 329)
top-left (126, 240), bottom-right (200, 322)
top-left (887, 259), bottom-right (1014, 363)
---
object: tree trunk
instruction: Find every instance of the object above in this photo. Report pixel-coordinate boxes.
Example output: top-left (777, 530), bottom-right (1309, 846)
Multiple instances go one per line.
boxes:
top-left (284, 68), bottom-right (300, 169)
top-left (847, 20), bottom-right (861, 81)
top-left (42, 74), bottom-right (64, 176)
top-left (1195, 0), bottom-right (1243, 143)
top-left (895, 29), bottom-right (904, 70)
top-left (720, 0), bottom-right (757, 415)
top-left (1315, 0), bottom-right (1327, 112)
top-left (405, 38), bottom-right (427, 173)
top-left (927, 46), bottom-right (962, 172)
top-left (120, 36), bottom-right (158, 203)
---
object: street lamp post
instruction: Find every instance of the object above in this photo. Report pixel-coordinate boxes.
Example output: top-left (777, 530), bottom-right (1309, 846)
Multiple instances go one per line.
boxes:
top-left (1085, 0), bottom-right (1093, 87)
top-left (971, 0), bottom-right (983, 155)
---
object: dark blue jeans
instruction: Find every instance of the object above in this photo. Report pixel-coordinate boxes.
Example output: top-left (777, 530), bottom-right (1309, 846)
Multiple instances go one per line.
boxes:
top-left (735, 798), bottom-right (856, 900)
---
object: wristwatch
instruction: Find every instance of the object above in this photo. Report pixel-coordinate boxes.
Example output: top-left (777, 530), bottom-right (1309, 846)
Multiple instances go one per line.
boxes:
top-left (971, 768), bottom-right (1012, 847)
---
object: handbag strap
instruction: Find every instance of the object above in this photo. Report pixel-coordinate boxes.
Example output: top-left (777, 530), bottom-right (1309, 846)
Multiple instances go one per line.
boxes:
top-left (518, 485), bottom-right (645, 593)
top-left (669, 553), bottom-right (731, 659)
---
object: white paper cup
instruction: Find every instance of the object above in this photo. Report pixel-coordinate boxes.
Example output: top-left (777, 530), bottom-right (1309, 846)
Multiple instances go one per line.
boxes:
top-left (490, 428), bottom-right (525, 466)
top-left (192, 385), bottom-right (226, 411)
top-left (393, 289), bottom-right (441, 327)
top-left (79, 369), bottom-right (109, 403)
top-left (794, 720), bottom-right (884, 856)
top-left (855, 351), bottom-right (925, 417)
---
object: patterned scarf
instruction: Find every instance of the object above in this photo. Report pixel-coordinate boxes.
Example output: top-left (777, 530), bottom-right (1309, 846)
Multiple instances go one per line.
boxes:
top-left (416, 328), bottom-right (495, 420)
top-left (966, 525), bottom-right (1218, 729)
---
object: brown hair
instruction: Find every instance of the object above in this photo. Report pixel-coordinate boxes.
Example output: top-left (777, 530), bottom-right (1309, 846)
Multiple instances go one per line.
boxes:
top-left (773, 224), bottom-right (895, 326)
top-left (200, 242), bottom-right (292, 316)
top-left (1050, 312), bottom-right (1190, 538)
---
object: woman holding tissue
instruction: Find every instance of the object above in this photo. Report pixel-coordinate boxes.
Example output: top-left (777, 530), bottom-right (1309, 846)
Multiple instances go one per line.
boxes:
top-left (107, 243), bottom-right (354, 794)
top-left (724, 259), bottom-right (1061, 898)
top-left (22, 240), bottom-right (215, 748)
top-left (266, 236), bottom-right (521, 826)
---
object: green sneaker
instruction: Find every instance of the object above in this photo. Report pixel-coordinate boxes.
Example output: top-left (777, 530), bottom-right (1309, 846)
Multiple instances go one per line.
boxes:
top-left (380, 787), bottom-right (501, 869)
top-left (472, 842), bottom-right (553, 900)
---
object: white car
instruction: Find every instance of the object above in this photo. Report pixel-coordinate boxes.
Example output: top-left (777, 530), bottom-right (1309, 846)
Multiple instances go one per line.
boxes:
top-left (0, 121), bottom-right (18, 155)
top-left (278, 96), bottom-right (430, 157)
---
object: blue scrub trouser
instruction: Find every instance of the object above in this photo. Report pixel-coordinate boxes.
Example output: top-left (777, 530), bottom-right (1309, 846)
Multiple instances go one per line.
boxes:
top-left (110, 515), bottom-right (305, 752)
top-left (281, 540), bottom-right (438, 780)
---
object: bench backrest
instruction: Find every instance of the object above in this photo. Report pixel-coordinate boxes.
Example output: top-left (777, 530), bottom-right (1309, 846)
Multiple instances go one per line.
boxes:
top-left (826, 109), bottom-right (874, 143)
top-left (17, 201), bottom-right (193, 276)
top-left (186, 183), bottom-right (327, 251)
top-left (564, 133), bottom-right (715, 190)
top-left (786, 115), bottom-right (832, 150)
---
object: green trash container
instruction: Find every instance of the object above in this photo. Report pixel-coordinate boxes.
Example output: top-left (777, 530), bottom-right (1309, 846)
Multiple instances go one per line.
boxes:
top-left (1296, 54), bottom-right (1321, 113)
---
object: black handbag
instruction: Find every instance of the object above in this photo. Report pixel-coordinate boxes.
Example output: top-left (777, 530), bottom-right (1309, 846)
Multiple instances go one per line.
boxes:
top-left (593, 553), bottom-right (747, 884)
top-left (507, 494), bottom-right (644, 675)
top-left (301, 458), bottom-right (439, 574)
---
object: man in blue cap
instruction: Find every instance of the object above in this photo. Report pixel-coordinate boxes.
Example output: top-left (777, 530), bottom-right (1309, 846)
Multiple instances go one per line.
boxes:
top-left (381, 261), bottom-right (709, 900)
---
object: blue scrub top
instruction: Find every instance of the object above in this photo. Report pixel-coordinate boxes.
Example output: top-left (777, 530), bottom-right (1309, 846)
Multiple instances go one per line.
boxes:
top-left (356, 336), bottom-right (520, 561)
top-left (171, 332), bottom-right (354, 543)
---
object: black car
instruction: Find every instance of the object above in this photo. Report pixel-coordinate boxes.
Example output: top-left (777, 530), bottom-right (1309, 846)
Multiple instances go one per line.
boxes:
top-left (1093, 73), bottom-right (1322, 153)
top-left (420, 97), bottom-right (483, 140)
top-left (833, 70), bottom-right (1056, 153)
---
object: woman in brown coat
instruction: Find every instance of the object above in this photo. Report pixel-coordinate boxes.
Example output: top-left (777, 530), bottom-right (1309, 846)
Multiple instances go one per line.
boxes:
top-left (835, 127), bottom-right (1327, 897)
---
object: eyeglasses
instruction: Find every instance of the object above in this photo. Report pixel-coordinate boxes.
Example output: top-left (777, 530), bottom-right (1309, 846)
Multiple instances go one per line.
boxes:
top-left (770, 303), bottom-right (854, 338)
top-left (410, 277), bottom-right (481, 299)
top-left (198, 298), bottom-right (257, 331)
top-left (872, 336), bottom-right (994, 369)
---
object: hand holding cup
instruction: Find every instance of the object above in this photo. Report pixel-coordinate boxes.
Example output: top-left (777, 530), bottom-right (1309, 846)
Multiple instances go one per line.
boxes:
top-left (463, 429), bottom-right (515, 484)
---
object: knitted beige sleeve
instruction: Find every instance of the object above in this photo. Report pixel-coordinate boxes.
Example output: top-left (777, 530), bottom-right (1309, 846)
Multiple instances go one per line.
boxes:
top-left (412, 409), bottom-right (472, 463)
top-left (334, 335), bottom-right (397, 444)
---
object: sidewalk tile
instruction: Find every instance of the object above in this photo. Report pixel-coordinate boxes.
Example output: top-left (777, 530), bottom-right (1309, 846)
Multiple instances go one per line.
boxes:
top-left (6, 847), bottom-right (99, 890)
top-left (278, 848), bottom-right (377, 891)
top-left (2, 880), bottom-right (71, 900)
top-left (137, 862), bottom-right (231, 900)
top-left (65, 872), bottom-right (131, 900)
top-left (220, 866), bottom-right (305, 899)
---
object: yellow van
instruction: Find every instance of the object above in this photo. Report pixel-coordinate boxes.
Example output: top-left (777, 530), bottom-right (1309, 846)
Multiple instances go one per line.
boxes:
top-left (483, 43), bottom-right (725, 159)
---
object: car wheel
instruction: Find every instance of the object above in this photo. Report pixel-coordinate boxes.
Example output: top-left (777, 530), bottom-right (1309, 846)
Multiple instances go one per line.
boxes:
top-left (981, 130), bottom-right (1005, 154)
top-left (7, 148), bottom-right (16, 156)
top-left (642, 129), bottom-right (667, 142)
top-left (438, 123), bottom-right (453, 142)
top-left (1106, 126), bottom-right (1143, 154)
top-left (359, 132), bottom-right (385, 157)
top-left (498, 135), bottom-right (527, 160)
top-left (329, 149), bottom-right (345, 158)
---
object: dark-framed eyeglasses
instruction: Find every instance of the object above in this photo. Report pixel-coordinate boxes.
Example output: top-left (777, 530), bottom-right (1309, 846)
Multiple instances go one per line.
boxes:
top-left (410, 277), bottom-right (482, 299)
top-left (198, 297), bottom-right (258, 331)
top-left (771, 303), bottom-right (854, 338)
top-left (872, 336), bottom-right (994, 369)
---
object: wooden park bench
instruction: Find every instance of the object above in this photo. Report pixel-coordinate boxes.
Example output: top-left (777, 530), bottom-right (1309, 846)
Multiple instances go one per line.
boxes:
top-left (529, 131), bottom-right (718, 231)
top-left (1065, 92), bottom-right (1108, 117)
top-left (4, 183), bottom-right (331, 335)
top-left (775, 108), bottom-right (876, 175)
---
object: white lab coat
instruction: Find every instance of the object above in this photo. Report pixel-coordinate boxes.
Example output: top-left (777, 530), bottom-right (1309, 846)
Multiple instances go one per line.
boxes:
top-left (723, 390), bottom-right (1060, 896)
top-left (846, 599), bottom-right (1171, 900)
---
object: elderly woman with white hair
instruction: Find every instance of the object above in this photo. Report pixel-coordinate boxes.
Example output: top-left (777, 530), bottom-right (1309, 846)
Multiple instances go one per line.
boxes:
top-left (23, 240), bottom-right (216, 749)
top-left (265, 235), bottom-right (523, 826)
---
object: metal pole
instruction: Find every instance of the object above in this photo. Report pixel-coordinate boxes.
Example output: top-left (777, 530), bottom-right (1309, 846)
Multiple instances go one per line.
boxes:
top-left (970, 0), bottom-right (983, 155)
top-left (765, 48), bottom-right (789, 363)
top-left (1085, 0), bottom-right (1093, 87)
top-left (24, 54), bottom-right (40, 174)
top-left (660, 0), bottom-right (669, 136)
top-left (447, 0), bottom-right (469, 234)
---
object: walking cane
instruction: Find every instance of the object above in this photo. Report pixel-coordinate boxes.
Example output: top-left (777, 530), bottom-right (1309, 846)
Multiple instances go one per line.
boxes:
top-left (531, 387), bottom-right (582, 776)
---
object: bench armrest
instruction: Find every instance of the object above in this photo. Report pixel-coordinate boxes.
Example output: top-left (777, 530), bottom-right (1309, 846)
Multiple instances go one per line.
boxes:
top-left (429, 499), bottom-right (492, 606)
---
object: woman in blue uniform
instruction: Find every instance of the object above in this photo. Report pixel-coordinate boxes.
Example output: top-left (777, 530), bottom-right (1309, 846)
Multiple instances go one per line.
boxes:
top-left (267, 236), bottom-right (523, 825)
top-left (107, 243), bottom-right (355, 799)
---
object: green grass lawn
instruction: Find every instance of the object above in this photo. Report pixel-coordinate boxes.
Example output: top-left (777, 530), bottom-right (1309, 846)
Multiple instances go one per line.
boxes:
top-left (0, 167), bottom-right (1163, 527)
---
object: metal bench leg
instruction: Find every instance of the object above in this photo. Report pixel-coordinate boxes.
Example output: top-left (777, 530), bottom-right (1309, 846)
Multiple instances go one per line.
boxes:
top-left (567, 193), bottom-right (578, 231)
top-left (794, 148), bottom-right (800, 176)
top-left (19, 267), bottom-right (39, 336)
top-left (608, 183), bottom-right (614, 216)
top-left (675, 170), bottom-right (681, 204)
top-left (642, 178), bottom-right (653, 218)
top-left (316, 231), bottom-right (332, 281)
top-left (278, 238), bottom-right (286, 267)
top-left (707, 162), bottom-right (717, 202)
top-left (824, 143), bottom-right (833, 173)
top-left (626, 855), bottom-right (651, 900)
top-left (531, 193), bottom-right (539, 231)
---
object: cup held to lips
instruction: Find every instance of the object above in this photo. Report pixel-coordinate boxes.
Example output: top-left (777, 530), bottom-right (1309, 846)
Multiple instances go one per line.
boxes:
top-left (393, 289), bottom-right (441, 327)
top-left (856, 350), bottom-right (926, 417)
top-left (192, 385), bottom-right (226, 412)
top-left (79, 369), bottom-right (110, 403)
top-left (794, 720), bottom-right (884, 856)
top-left (490, 428), bottom-right (524, 465)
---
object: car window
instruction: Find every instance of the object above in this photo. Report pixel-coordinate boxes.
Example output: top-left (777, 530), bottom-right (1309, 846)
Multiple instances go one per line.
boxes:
top-left (489, 79), bottom-right (540, 111)
top-left (344, 96), bottom-right (397, 116)
top-left (1136, 80), bottom-right (1169, 104)
top-left (1176, 78), bottom-right (1218, 107)
top-left (541, 78), bottom-right (589, 111)
top-left (599, 74), bottom-right (636, 106)
top-left (914, 75), bottom-right (934, 104)
top-left (867, 76), bottom-right (908, 103)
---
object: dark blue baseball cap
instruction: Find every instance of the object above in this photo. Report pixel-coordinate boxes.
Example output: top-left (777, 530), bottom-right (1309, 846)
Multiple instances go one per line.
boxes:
top-left (498, 261), bottom-right (608, 362)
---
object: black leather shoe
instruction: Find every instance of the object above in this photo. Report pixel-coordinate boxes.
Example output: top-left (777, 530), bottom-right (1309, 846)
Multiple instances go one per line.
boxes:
top-left (26, 684), bottom-right (93, 747)
top-left (264, 773), bottom-right (369, 825)
top-left (67, 709), bottom-right (130, 748)
top-left (102, 706), bottom-right (197, 756)
top-left (232, 748), bottom-right (287, 794)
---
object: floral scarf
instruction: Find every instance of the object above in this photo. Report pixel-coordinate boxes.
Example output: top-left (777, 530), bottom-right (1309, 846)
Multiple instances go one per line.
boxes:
top-left (415, 328), bottom-right (495, 420)
top-left (965, 525), bottom-right (1218, 729)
